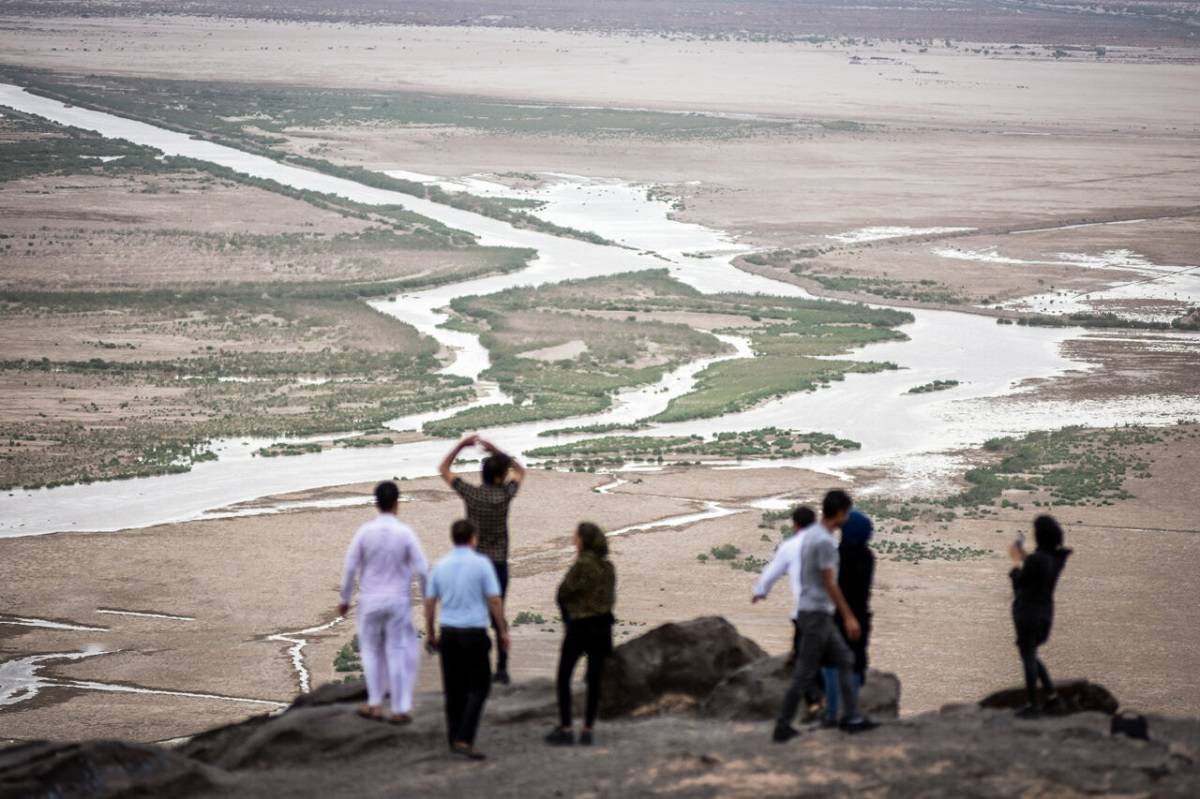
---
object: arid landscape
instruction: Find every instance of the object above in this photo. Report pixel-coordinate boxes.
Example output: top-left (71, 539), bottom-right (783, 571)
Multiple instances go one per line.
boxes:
top-left (0, 3), bottom-right (1198, 793)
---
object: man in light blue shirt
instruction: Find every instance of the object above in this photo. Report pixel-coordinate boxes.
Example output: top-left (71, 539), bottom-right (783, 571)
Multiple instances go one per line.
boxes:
top-left (424, 519), bottom-right (509, 760)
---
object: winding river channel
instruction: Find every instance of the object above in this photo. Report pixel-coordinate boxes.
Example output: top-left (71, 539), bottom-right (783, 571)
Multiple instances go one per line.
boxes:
top-left (1, 83), bottom-right (1197, 536)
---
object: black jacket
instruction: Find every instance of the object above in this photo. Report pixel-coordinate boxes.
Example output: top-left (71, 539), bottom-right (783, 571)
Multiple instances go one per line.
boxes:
top-left (1011, 547), bottom-right (1071, 622)
top-left (838, 542), bottom-right (875, 624)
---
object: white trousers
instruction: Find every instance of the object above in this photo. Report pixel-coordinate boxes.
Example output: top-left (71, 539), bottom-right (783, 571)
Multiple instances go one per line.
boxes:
top-left (357, 596), bottom-right (420, 715)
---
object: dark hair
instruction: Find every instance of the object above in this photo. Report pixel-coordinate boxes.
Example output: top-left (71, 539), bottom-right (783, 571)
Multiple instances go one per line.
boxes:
top-left (822, 489), bottom-right (853, 519)
top-left (577, 521), bottom-right (608, 557)
top-left (792, 505), bottom-right (816, 529)
top-left (374, 480), bottom-right (400, 512)
top-left (451, 519), bottom-right (478, 546)
top-left (482, 453), bottom-right (512, 485)
top-left (1033, 515), bottom-right (1064, 551)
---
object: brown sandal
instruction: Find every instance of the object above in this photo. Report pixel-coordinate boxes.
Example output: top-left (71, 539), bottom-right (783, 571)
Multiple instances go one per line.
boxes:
top-left (356, 705), bottom-right (383, 721)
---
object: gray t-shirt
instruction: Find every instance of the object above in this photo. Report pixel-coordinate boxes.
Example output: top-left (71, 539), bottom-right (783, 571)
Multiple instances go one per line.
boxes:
top-left (796, 524), bottom-right (840, 615)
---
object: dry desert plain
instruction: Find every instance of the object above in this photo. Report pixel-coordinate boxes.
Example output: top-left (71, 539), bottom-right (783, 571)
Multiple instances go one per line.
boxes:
top-left (0, 10), bottom-right (1199, 745)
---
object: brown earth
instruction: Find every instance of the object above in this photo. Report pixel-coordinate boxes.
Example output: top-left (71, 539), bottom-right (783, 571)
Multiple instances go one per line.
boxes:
top-left (3, 426), bottom-right (1198, 743)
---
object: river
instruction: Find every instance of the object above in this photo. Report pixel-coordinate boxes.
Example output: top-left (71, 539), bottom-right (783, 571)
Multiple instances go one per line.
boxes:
top-left (1, 83), bottom-right (1197, 536)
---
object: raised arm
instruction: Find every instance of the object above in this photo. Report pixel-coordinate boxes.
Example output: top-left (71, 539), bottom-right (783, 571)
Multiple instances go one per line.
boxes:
top-left (479, 437), bottom-right (526, 484)
top-left (439, 434), bottom-right (479, 486)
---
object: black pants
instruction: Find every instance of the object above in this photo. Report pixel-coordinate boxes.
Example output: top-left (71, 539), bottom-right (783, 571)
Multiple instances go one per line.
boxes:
top-left (492, 561), bottom-right (509, 674)
top-left (439, 627), bottom-right (492, 747)
top-left (556, 615), bottom-right (613, 728)
top-left (1016, 616), bottom-right (1055, 706)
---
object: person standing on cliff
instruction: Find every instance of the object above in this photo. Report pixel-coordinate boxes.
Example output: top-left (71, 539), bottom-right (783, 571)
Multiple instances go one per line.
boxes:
top-left (820, 508), bottom-right (876, 727)
top-left (338, 480), bottom-right (429, 725)
top-left (774, 490), bottom-right (877, 741)
top-left (440, 434), bottom-right (526, 685)
top-left (545, 522), bottom-right (617, 747)
top-left (424, 519), bottom-right (510, 760)
top-left (752, 504), bottom-right (818, 666)
top-left (1009, 514), bottom-right (1072, 718)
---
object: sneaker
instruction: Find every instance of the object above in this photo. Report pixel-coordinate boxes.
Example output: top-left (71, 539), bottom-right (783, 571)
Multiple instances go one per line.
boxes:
top-left (493, 670), bottom-right (512, 686)
top-left (1015, 704), bottom-right (1041, 719)
top-left (579, 730), bottom-right (594, 746)
top-left (772, 724), bottom-right (801, 743)
top-left (450, 743), bottom-right (487, 761)
top-left (840, 717), bottom-right (879, 734)
top-left (544, 727), bottom-right (575, 746)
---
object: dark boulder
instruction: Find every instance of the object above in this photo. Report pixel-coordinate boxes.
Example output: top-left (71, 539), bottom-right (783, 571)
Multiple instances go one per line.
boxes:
top-left (179, 704), bottom-right (421, 770)
top-left (599, 616), bottom-right (766, 717)
top-left (0, 739), bottom-right (224, 799)
top-left (289, 679), bottom-right (366, 708)
top-left (701, 654), bottom-right (901, 721)
top-left (980, 679), bottom-right (1120, 715)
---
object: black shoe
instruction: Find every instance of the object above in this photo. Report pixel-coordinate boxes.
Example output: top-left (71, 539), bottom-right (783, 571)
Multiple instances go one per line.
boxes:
top-left (1042, 694), bottom-right (1066, 715)
top-left (579, 730), bottom-right (594, 746)
top-left (493, 670), bottom-right (511, 686)
top-left (1015, 704), bottom-right (1040, 719)
top-left (840, 717), bottom-right (879, 734)
top-left (819, 718), bottom-right (840, 729)
top-left (451, 743), bottom-right (487, 760)
top-left (544, 727), bottom-right (575, 746)
top-left (772, 724), bottom-right (801, 743)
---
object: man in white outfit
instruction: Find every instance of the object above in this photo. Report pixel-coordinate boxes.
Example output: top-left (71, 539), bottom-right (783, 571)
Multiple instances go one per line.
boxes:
top-left (752, 505), bottom-right (823, 707)
top-left (337, 480), bottom-right (429, 724)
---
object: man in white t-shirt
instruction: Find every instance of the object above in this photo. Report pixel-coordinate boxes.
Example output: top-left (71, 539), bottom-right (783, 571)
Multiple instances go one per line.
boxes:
top-left (752, 505), bottom-right (817, 662)
top-left (337, 480), bottom-right (429, 724)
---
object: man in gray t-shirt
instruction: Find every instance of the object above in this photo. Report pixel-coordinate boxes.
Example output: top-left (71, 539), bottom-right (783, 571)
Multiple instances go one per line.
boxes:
top-left (774, 490), bottom-right (877, 740)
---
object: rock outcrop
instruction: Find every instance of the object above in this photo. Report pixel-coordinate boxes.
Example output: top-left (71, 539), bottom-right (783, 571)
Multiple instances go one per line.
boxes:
top-left (599, 616), bottom-right (766, 717)
top-left (979, 678), bottom-right (1121, 715)
top-left (4, 617), bottom-right (1198, 799)
top-left (702, 655), bottom-right (900, 721)
top-left (0, 739), bottom-right (228, 799)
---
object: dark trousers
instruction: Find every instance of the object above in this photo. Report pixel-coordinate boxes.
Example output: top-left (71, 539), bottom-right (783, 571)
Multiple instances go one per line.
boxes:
top-left (1016, 616), bottom-right (1055, 706)
top-left (438, 627), bottom-right (492, 746)
top-left (778, 611), bottom-right (857, 726)
top-left (556, 615), bottom-right (613, 728)
top-left (492, 561), bottom-right (509, 673)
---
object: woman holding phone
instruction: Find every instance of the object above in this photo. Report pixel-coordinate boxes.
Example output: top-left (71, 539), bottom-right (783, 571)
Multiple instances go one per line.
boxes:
top-left (1009, 515), bottom-right (1072, 717)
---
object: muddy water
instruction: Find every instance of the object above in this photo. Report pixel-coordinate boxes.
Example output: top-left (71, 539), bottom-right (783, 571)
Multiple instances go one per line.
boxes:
top-left (0, 83), bottom-right (1196, 536)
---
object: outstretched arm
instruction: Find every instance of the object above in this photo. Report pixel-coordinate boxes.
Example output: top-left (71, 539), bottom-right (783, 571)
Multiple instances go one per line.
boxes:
top-left (751, 545), bottom-right (790, 602)
top-left (479, 438), bottom-right (526, 484)
top-left (439, 434), bottom-right (479, 486)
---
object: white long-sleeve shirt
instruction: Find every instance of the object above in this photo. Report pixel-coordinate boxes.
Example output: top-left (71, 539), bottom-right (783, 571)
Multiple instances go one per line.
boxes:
top-left (340, 514), bottom-right (429, 605)
top-left (753, 522), bottom-right (819, 619)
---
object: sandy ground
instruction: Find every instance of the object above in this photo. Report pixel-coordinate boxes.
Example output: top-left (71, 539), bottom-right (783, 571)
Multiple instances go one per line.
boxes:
top-left (2, 18), bottom-right (1197, 131)
top-left (3, 426), bottom-right (1198, 742)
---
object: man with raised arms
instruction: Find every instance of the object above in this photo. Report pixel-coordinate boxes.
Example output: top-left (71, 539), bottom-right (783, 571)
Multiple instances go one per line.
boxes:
top-left (439, 434), bottom-right (525, 684)
top-left (338, 480), bottom-right (429, 724)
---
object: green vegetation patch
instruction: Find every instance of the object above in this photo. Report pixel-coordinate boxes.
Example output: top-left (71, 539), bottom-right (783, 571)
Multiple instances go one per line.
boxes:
top-left (907, 380), bottom-right (961, 394)
top-left (527, 428), bottom-right (859, 469)
top-left (1, 68), bottom-right (627, 244)
top-left (428, 270), bottom-right (908, 432)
